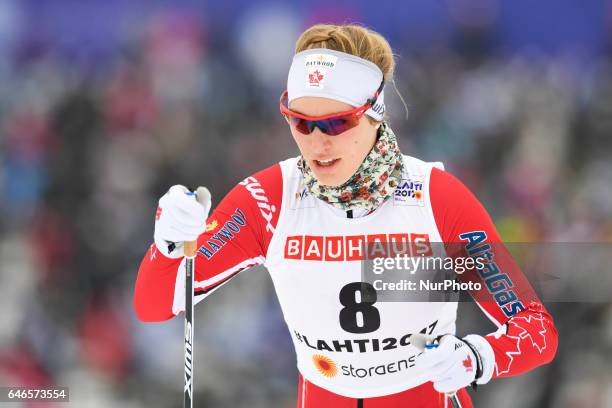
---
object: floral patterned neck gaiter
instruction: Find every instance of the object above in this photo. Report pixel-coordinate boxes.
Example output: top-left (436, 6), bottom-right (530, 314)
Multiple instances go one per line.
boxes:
top-left (297, 122), bottom-right (404, 211)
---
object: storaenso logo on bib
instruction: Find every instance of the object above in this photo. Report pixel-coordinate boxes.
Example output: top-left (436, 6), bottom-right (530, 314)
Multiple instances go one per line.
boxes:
top-left (341, 355), bottom-right (417, 378)
top-left (311, 354), bottom-right (418, 379)
top-left (394, 176), bottom-right (424, 206)
top-left (313, 354), bottom-right (338, 378)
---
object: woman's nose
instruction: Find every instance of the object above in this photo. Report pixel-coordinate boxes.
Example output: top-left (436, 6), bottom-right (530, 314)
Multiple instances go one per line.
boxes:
top-left (309, 128), bottom-right (333, 153)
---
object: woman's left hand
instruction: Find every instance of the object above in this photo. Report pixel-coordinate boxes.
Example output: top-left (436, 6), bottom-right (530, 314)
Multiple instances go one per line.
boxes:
top-left (414, 334), bottom-right (495, 394)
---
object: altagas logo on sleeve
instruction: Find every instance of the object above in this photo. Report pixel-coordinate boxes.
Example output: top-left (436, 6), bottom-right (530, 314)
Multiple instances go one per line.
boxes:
top-left (239, 176), bottom-right (276, 234)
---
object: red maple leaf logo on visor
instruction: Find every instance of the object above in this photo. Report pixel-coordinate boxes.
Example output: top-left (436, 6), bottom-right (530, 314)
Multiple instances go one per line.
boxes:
top-left (463, 355), bottom-right (473, 372)
top-left (309, 69), bottom-right (324, 85)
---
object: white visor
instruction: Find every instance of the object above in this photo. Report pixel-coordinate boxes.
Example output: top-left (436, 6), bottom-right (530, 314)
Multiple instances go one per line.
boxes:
top-left (287, 48), bottom-right (385, 121)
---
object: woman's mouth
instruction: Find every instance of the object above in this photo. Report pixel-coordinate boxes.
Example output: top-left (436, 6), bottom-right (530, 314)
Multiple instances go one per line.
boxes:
top-left (313, 158), bottom-right (340, 168)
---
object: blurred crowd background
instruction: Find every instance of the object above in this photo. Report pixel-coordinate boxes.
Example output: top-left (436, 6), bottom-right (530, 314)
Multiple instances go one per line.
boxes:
top-left (0, 0), bottom-right (611, 407)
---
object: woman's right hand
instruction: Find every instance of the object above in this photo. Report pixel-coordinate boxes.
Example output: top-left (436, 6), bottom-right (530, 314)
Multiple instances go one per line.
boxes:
top-left (154, 185), bottom-right (212, 258)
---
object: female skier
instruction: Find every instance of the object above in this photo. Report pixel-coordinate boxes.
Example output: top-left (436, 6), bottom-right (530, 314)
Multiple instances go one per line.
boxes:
top-left (134, 24), bottom-right (557, 407)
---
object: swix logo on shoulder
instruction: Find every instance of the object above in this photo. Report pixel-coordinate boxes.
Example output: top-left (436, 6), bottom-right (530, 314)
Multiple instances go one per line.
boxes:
top-left (239, 176), bottom-right (276, 234)
top-left (394, 176), bottom-right (424, 206)
top-left (284, 232), bottom-right (432, 261)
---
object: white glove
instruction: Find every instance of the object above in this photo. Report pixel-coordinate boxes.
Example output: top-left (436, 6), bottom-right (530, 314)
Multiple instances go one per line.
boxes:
top-left (154, 185), bottom-right (212, 258)
top-left (412, 333), bottom-right (495, 394)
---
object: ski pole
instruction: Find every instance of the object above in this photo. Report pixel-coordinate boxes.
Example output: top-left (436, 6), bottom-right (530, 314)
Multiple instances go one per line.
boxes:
top-left (184, 240), bottom-right (197, 408)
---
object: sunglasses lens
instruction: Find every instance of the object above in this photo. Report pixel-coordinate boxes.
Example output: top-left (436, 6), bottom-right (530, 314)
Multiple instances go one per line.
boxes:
top-left (280, 88), bottom-right (379, 136)
top-left (288, 117), bottom-right (312, 134)
top-left (289, 116), bottom-right (359, 136)
top-left (321, 117), bottom-right (359, 136)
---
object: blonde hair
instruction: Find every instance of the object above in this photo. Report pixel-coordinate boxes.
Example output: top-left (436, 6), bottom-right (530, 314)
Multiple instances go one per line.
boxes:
top-left (295, 23), bottom-right (395, 82)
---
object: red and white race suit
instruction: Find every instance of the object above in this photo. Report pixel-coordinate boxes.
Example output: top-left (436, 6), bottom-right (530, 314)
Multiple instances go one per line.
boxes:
top-left (134, 155), bottom-right (557, 407)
